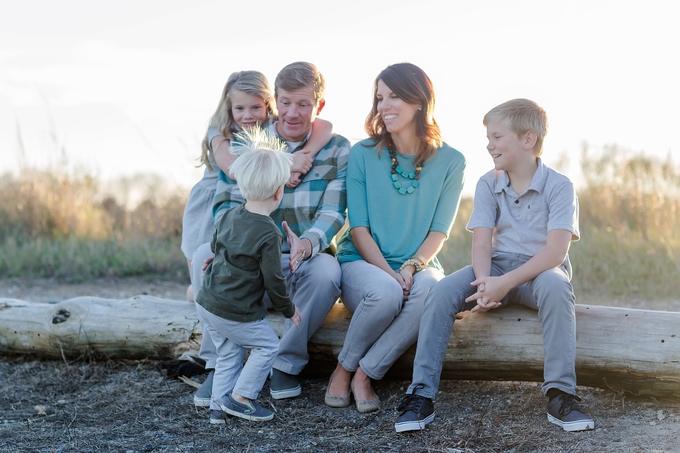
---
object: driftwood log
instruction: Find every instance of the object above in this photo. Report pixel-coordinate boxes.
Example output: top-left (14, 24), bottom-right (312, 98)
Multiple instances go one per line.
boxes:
top-left (1, 296), bottom-right (678, 400)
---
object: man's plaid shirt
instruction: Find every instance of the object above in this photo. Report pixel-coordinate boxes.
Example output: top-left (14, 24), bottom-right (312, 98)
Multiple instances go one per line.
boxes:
top-left (213, 123), bottom-right (350, 258)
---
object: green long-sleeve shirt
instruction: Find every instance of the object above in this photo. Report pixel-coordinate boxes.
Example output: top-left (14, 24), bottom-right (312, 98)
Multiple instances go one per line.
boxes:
top-left (196, 205), bottom-right (295, 322)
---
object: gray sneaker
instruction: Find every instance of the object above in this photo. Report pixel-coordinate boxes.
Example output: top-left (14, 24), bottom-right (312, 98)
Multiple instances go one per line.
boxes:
top-left (547, 394), bottom-right (594, 432)
top-left (269, 369), bottom-right (301, 400)
top-left (193, 370), bottom-right (214, 407)
top-left (217, 394), bottom-right (274, 421)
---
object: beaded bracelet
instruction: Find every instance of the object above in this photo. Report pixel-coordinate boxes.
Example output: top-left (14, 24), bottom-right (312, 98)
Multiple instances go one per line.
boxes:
top-left (414, 254), bottom-right (428, 267)
top-left (400, 258), bottom-right (424, 273)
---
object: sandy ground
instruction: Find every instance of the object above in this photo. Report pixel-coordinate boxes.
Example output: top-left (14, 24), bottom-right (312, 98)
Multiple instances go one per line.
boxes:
top-left (1, 277), bottom-right (679, 452)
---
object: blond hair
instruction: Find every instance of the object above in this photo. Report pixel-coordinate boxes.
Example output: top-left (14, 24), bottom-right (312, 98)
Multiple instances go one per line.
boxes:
top-left (229, 128), bottom-right (293, 201)
top-left (274, 61), bottom-right (325, 103)
top-left (199, 71), bottom-right (275, 169)
top-left (483, 98), bottom-right (548, 156)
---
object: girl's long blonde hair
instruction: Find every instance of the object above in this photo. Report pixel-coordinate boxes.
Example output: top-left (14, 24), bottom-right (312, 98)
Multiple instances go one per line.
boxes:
top-left (199, 70), bottom-right (275, 169)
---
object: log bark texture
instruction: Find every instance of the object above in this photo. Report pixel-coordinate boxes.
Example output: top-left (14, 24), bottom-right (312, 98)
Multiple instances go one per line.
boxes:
top-left (0, 296), bottom-right (201, 359)
top-left (1, 297), bottom-right (678, 400)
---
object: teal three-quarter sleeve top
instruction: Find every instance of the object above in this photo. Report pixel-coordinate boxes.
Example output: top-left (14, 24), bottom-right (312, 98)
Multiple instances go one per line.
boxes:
top-left (335, 139), bottom-right (466, 273)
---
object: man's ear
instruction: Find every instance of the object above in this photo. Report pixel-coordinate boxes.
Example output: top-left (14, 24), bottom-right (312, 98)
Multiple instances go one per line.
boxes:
top-left (275, 184), bottom-right (285, 201)
top-left (524, 131), bottom-right (538, 150)
top-left (316, 99), bottom-right (326, 115)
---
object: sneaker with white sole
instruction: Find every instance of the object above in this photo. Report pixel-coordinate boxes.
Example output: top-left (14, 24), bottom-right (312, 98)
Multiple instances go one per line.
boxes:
top-left (547, 394), bottom-right (594, 432)
top-left (217, 394), bottom-right (274, 422)
top-left (394, 389), bottom-right (435, 432)
top-left (193, 370), bottom-right (214, 407)
top-left (209, 409), bottom-right (227, 425)
top-left (269, 369), bottom-right (301, 400)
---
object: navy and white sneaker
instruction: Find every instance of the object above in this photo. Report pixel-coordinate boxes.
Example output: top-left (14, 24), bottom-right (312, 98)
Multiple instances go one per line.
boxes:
top-left (193, 370), bottom-right (214, 407)
top-left (547, 394), bottom-right (594, 432)
top-left (217, 394), bottom-right (274, 422)
top-left (394, 389), bottom-right (435, 432)
top-left (209, 409), bottom-right (227, 425)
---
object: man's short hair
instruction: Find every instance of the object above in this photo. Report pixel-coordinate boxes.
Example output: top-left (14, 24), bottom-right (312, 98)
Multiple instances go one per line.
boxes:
top-left (483, 99), bottom-right (549, 156)
top-left (274, 61), bottom-right (325, 103)
top-left (229, 128), bottom-right (293, 201)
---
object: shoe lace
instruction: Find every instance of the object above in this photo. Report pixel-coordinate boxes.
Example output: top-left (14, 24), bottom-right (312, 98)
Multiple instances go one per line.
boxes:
top-left (558, 394), bottom-right (583, 416)
top-left (397, 385), bottom-right (427, 413)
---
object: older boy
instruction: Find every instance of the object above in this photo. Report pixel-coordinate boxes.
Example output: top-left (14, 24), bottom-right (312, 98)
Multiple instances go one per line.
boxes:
top-left (395, 99), bottom-right (594, 433)
top-left (196, 128), bottom-right (302, 423)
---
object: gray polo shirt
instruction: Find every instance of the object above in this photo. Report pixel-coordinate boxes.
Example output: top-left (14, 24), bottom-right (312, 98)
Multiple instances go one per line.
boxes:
top-left (467, 158), bottom-right (579, 262)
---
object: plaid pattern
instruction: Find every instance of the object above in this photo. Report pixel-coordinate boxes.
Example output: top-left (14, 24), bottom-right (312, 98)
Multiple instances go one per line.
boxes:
top-left (213, 124), bottom-right (350, 256)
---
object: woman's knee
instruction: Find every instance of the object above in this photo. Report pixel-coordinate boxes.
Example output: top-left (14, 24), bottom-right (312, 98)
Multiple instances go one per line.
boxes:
top-left (344, 273), bottom-right (403, 310)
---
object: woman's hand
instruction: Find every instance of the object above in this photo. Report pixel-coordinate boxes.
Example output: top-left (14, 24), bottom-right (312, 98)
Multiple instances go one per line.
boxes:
top-left (391, 266), bottom-right (414, 300)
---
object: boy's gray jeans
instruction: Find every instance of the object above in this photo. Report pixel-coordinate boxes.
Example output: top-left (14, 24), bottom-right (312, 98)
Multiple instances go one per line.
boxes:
top-left (408, 252), bottom-right (577, 399)
top-left (192, 242), bottom-right (341, 375)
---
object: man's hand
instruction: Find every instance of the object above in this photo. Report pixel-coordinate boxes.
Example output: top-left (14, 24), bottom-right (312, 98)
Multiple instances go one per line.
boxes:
top-left (282, 221), bottom-right (312, 273)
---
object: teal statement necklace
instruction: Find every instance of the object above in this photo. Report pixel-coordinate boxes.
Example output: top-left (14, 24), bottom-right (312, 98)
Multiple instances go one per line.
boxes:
top-left (389, 147), bottom-right (424, 195)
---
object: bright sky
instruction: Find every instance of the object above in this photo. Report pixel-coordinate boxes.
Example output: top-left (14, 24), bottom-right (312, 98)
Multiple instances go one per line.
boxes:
top-left (1, 0), bottom-right (678, 197)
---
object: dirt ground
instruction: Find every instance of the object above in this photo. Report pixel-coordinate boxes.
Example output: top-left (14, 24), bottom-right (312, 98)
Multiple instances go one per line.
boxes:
top-left (1, 277), bottom-right (679, 453)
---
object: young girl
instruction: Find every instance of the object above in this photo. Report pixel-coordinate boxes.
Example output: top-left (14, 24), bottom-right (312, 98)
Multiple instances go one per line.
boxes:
top-left (180, 70), bottom-right (332, 302)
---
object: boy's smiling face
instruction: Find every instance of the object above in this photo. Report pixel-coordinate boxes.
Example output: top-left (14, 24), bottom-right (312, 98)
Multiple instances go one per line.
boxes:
top-left (485, 121), bottom-right (533, 172)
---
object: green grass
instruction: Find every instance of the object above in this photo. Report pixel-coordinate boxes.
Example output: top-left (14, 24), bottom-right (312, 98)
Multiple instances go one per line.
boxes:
top-left (0, 235), bottom-right (187, 282)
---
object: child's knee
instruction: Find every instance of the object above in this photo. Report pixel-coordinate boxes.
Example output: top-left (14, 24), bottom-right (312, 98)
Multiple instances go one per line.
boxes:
top-left (535, 269), bottom-right (573, 300)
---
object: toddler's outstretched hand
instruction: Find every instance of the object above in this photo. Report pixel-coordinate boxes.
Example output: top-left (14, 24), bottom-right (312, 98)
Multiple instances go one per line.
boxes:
top-left (289, 306), bottom-right (302, 328)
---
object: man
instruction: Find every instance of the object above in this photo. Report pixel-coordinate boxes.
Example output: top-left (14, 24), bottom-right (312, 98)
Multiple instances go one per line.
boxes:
top-left (192, 62), bottom-right (350, 410)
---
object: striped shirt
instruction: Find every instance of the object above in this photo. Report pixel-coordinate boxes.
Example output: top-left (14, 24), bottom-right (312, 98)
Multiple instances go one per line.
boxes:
top-left (212, 122), bottom-right (350, 257)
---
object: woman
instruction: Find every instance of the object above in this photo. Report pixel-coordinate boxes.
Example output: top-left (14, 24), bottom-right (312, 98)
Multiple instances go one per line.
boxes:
top-left (328, 63), bottom-right (466, 412)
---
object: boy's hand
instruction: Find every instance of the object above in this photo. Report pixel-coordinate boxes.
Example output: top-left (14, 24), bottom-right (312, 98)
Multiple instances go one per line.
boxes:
top-left (289, 306), bottom-right (302, 328)
top-left (467, 278), bottom-right (506, 312)
top-left (201, 256), bottom-right (214, 271)
top-left (286, 172), bottom-right (303, 188)
top-left (291, 150), bottom-right (313, 174)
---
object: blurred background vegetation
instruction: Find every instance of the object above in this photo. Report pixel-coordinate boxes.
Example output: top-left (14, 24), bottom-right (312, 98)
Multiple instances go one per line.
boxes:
top-left (0, 167), bottom-right (187, 282)
top-left (1, 143), bottom-right (679, 309)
